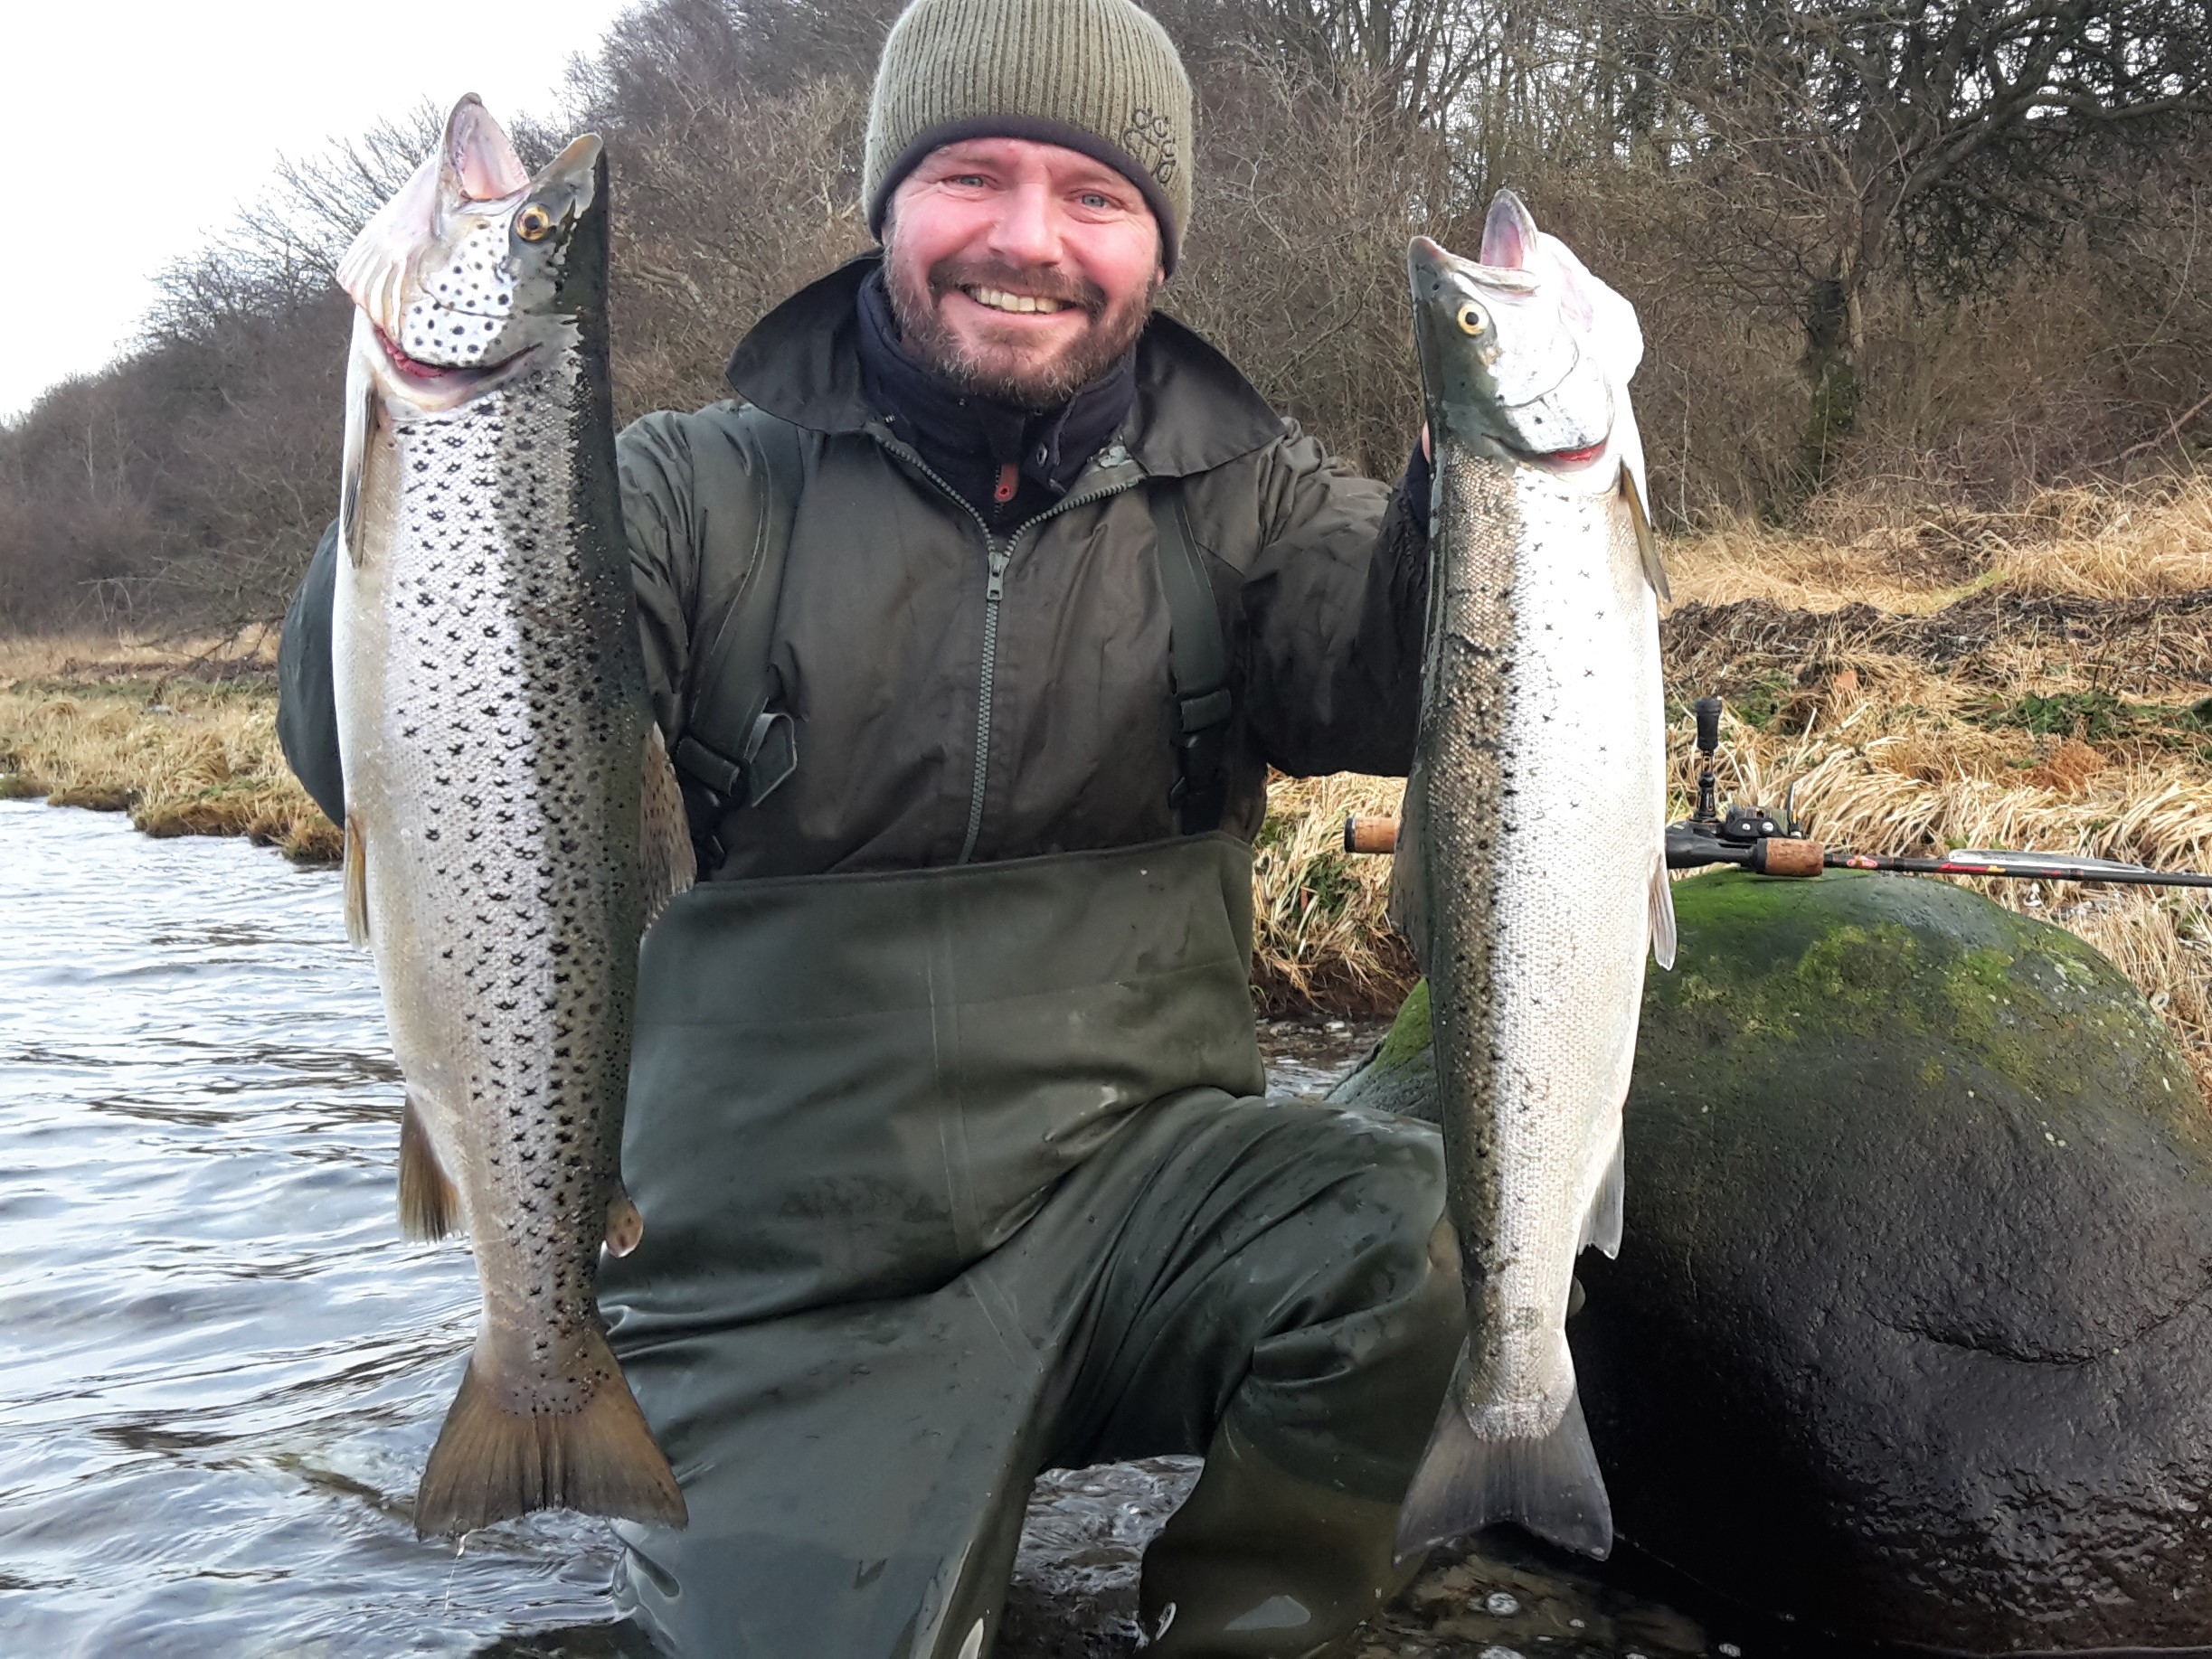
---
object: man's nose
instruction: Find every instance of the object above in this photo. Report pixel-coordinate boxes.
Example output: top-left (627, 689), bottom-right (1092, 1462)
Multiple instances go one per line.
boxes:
top-left (984, 178), bottom-right (1063, 269)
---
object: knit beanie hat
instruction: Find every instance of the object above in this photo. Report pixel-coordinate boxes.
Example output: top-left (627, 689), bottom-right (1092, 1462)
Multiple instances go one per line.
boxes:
top-left (863, 0), bottom-right (1195, 273)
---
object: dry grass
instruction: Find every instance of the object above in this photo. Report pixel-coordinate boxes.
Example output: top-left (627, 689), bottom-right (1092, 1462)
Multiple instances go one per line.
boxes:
top-left (0, 630), bottom-right (340, 862)
top-left (1668, 474), bottom-right (2212, 614)
top-left (1253, 468), bottom-right (2212, 1094)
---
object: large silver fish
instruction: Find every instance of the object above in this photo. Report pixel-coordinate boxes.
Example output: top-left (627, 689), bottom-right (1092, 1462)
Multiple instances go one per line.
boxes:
top-left (331, 96), bottom-right (693, 1537)
top-left (1391, 192), bottom-right (1674, 1561)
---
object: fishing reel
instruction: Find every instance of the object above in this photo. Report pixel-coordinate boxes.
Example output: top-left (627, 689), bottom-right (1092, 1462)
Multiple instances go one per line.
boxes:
top-left (1666, 696), bottom-right (1826, 876)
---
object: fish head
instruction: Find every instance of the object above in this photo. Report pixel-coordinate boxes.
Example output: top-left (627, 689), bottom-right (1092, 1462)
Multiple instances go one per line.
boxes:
top-left (336, 96), bottom-right (607, 412)
top-left (1410, 192), bottom-right (1637, 483)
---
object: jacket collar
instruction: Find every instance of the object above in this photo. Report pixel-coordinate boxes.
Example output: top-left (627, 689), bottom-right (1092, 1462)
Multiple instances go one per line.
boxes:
top-left (724, 254), bottom-right (1284, 479)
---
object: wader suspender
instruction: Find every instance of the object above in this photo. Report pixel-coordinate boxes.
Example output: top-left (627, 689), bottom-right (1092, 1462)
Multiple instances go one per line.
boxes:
top-left (668, 411), bottom-right (1234, 862)
top-left (669, 410), bottom-right (807, 871)
top-left (1148, 484), bottom-right (1233, 834)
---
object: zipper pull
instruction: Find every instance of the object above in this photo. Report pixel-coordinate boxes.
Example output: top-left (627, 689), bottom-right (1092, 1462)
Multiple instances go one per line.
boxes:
top-left (986, 545), bottom-right (1010, 602)
top-left (993, 461), bottom-right (1019, 504)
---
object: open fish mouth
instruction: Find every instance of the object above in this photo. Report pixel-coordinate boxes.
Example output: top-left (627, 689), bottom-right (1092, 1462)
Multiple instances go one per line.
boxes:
top-left (1509, 435), bottom-right (1612, 473)
top-left (373, 325), bottom-right (537, 391)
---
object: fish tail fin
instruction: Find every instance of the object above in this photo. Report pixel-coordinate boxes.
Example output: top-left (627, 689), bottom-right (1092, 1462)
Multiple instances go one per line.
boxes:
top-left (1394, 1346), bottom-right (1612, 1562)
top-left (413, 1336), bottom-right (688, 1538)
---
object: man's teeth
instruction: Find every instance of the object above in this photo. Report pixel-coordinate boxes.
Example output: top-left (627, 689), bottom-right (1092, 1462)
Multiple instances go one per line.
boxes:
top-left (969, 287), bottom-right (1071, 315)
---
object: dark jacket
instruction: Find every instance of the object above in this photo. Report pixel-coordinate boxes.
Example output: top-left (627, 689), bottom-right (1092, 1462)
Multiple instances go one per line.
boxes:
top-left (279, 257), bottom-right (1431, 878)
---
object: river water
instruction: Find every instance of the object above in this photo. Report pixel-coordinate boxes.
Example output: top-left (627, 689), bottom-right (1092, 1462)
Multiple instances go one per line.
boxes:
top-left (0, 802), bottom-right (1413, 1657)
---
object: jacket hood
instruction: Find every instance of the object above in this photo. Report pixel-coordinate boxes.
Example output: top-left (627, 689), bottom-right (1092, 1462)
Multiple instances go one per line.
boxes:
top-left (724, 255), bottom-right (1284, 479)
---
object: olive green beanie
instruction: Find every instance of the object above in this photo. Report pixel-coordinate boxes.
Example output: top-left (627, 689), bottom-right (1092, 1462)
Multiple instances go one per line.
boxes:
top-left (863, 0), bottom-right (1195, 272)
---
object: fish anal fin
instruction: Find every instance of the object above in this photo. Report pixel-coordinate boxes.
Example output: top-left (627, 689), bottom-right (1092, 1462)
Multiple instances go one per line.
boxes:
top-left (344, 815), bottom-right (370, 946)
top-left (1649, 852), bottom-right (1678, 970)
top-left (1580, 1131), bottom-right (1625, 1259)
top-left (398, 1094), bottom-right (460, 1241)
top-left (1386, 772), bottom-right (1432, 974)
top-left (1621, 462), bottom-right (1668, 604)
top-left (638, 724), bottom-right (696, 930)
top-left (604, 1186), bottom-right (644, 1258)
top-left (1394, 1348), bottom-right (1612, 1562)
top-left (413, 1336), bottom-right (688, 1537)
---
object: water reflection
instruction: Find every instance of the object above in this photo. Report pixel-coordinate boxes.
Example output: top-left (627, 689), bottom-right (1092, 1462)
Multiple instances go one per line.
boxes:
top-left (0, 801), bottom-right (620, 1656)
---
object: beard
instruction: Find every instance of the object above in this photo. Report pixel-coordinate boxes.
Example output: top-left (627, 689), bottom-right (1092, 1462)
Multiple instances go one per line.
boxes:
top-left (883, 237), bottom-right (1158, 412)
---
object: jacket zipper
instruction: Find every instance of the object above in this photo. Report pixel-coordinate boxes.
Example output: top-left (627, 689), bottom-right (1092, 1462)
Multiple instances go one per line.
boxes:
top-left (872, 435), bottom-right (1141, 863)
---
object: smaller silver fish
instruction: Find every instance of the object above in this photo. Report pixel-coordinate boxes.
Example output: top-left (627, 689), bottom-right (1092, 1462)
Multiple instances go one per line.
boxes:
top-left (1391, 193), bottom-right (1673, 1563)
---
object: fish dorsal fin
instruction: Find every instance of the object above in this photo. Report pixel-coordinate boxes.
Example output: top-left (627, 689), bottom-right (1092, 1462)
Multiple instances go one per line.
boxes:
top-left (638, 723), bottom-right (696, 932)
top-left (1580, 1130), bottom-right (1626, 1258)
top-left (1649, 851), bottom-right (1678, 971)
top-left (1385, 770), bottom-right (1432, 974)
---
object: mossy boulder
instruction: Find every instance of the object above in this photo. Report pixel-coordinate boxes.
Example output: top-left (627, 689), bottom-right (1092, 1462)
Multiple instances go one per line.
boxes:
top-left (1331, 869), bottom-right (2212, 1653)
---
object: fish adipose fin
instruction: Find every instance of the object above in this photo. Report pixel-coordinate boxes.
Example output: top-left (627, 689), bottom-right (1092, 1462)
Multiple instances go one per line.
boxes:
top-left (413, 1336), bottom-right (688, 1537)
top-left (398, 1093), bottom-right (460, 1241)
top-left (1395, 1347), bottom-right (1613, 1562)
top-left (1648, 853), bottom-right (1678, 970)
top-left (1620, 462), bottom-right (1668, 603)
top-left (1385, 770), bottom-right (1432, 973)
top-left (638, 723), bottom-right (696, 930)
top-left (1580, 1132), bottom-right (1626, 1258)
top-left (344, 815), bottom-right (370, 946)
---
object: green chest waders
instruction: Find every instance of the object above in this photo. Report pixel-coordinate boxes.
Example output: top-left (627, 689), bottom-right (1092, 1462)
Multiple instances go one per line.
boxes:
top-left (600, 835), bottom-right (1463, 1658)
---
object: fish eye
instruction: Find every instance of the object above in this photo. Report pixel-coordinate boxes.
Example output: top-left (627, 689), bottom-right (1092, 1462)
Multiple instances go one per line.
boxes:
top-left (515, 203), bottom-right (556, 242)
top-left (1456, 301), bottom-right (1487, 336)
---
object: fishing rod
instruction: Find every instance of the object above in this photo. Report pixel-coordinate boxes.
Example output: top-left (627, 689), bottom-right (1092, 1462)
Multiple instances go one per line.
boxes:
top-left (1342, 694), bottom-right (2212, 891)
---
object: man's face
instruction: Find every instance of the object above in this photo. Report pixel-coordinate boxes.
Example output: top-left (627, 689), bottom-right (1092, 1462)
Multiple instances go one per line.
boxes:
top-left (883, 137), bottom-right (1163, 410)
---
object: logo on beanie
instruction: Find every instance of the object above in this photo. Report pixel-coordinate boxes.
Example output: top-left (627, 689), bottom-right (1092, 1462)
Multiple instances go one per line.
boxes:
top-left (1121, 109), bottom-right (1177, 189)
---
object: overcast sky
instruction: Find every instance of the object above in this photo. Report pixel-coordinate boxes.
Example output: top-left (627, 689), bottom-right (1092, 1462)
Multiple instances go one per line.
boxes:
top-left (1, 0), bottom-right (639, 420)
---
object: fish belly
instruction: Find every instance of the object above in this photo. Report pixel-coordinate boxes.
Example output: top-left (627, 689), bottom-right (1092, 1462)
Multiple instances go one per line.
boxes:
top-left (1473, 469), bottom-right (1661, 1421)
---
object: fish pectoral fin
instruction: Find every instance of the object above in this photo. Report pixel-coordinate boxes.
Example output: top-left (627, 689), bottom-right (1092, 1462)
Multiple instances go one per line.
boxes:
top-left (412, 1334), bottom-right (688, 1537)
top-left (1580, 1131), bottom-right (1625, 1259)
top-left (1394, 1349), bottom-right (1613, 1562)
top-left (1620, 461), bottom-right (1668, 604)
top-left (339, 369), bottom-right (382, 569)
top-left (638, 723), bottom-right (696, 930)
top-left (398, 1093), bottom-right (461, 1241)
top-left (344, 815), bottom-right (370, 946)
top-left (1649, 852), bottom-right (1678, 971)
top-left (1385, 772), bottom-right (1432, 973)
top-left (604, 1185), bottom-right (645, 1258)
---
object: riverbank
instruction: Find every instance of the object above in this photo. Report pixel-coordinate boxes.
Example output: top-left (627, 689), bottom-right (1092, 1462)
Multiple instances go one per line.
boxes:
top-left (9, 473), bottom-right (2212, 1071)
top-left (0, 634), bottom-right (342, 862)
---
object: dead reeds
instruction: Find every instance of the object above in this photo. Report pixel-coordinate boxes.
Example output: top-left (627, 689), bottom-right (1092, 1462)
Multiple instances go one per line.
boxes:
top-left (0, 632), bottom-right (339, 862)
top-left (1252, 469), bottom-right (2212, 1094)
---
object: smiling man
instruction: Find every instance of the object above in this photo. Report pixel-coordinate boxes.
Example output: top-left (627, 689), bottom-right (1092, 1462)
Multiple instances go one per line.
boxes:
top-left (279, 1), bottom-right (1465, 1654)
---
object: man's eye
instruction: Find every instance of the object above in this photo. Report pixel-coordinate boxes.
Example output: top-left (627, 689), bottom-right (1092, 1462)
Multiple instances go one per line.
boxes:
top-left (1079, 193), bottom-right (1112, 209)
top-left (950, 174), bottom-right (988, 187)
